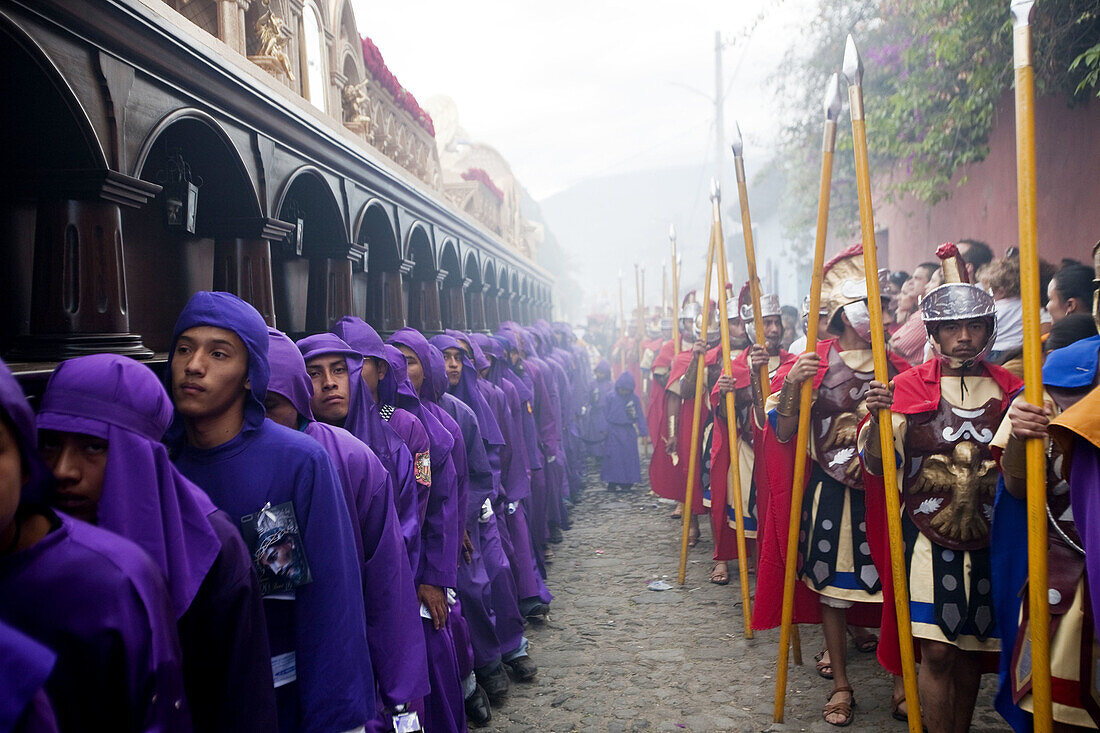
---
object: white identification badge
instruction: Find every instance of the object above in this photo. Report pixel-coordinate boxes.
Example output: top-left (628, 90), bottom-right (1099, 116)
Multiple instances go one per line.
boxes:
top-left (271, 652), bottom-right (297, 688)
top-left (392, 711), bottom-right (421, 733)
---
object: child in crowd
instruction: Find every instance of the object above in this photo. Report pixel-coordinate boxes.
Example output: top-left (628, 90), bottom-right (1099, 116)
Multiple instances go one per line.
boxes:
top-left (599, 372), bottom-right (648, 491)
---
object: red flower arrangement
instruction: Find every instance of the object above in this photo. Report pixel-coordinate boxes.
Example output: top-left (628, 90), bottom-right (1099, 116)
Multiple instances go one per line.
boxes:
top-left (461, 168), bottom-right (504, 202)
top-left (360, 36), bottom-right (435, 137)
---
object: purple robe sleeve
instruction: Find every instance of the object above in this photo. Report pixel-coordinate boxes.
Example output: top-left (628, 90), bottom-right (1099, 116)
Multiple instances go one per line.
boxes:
top-left (284, 450), bottom-right (374, 732)
top-left (178, 510), bottom-right (276, 733)
top-left (1070, 436), bottom-right (1100, 639)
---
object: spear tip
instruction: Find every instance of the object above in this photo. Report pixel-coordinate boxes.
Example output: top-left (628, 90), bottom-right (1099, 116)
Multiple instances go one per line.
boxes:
top-left (824, 72), bottom-right (843, 121)
top-left (1011, 0), bottom-right (1034, 27)
top-left (668, 223), bottom-right (676, 241)
top-left (730, 121), bottom-right (744, 157)
top-left (710, 177), bottom-right (721, 201)
top-left (842, 34), bottom-right (863, 85)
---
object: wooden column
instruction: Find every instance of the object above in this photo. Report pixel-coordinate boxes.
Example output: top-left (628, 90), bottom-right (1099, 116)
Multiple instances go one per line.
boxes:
top-left (210, 218), bottom-right (292, 328)
top-left (11, 171), bottom-right (160, 361)
top-left (466, 282), bottom-right (486, 332)
top-left (441, 276), bottom-right (469, 331)
top-left (484, 284), bottom-right (500, 331)
top-left (304, 241), bottom-right (361, 333)
top-left (368, 258), bottom-right (410, 333)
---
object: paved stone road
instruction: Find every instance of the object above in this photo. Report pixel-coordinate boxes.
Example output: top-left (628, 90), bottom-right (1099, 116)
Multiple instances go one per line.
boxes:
top-left (491, 454), bottom-right (1011, 732)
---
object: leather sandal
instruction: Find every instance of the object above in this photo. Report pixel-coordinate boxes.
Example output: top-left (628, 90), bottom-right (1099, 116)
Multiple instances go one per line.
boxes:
top-left (890, 691), bottom-right (907, 723)
top-left (823, 686), bottom-right (855, 727)
top-left (814, 649), bottom-right (833, 679)
top-left (709, 562), bottom-right (730, 585)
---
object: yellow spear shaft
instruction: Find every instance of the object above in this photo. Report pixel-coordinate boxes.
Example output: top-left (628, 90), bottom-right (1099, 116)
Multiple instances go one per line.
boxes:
top-left (1012, 2), bottom-right (1053, 728)
top-left (773, 72), bottom-right (842, 722)
top-left (670, 228), bottom-right (681, 354)
top-left (731, 132), bottom-right (770, 399)
top-left (711, 187), bottom-right (754, 637)
top-left (845, 35), bottom-right (921, 733)
top-left (678, 222), bottom-right (718, 585)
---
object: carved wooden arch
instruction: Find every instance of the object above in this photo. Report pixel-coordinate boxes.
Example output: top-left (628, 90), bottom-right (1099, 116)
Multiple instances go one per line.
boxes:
top-left (0, 9), bottom-right (108, 171)
top-left (403, 221), bottom-right (437, 271)
top-left (464, 250), bottom-right (482, 285)
top-left (439, 238), bottom-right (461, 281)
top-left (273, 164), bottom-right (347, 254)
top-left (483, 259), bottom-right (497, 289)
top-left (355, 198), bottom-right (400, 270)
top-left (498, 264), bottom-right (510, 294)
top-left (133, 108), bottom-right (262, 220)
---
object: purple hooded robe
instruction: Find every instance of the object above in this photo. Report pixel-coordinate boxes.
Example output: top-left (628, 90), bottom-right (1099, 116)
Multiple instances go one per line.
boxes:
top-left (165, 292), bottom-right (373, 733)
top-left (268, 329), bottom-right (430, 713)
top-left (600, 371), bottom-right (649, 485)
top-left (0, 358), bottom-right (189, 733)
top-left (36, 354), bottom-right (276, 733)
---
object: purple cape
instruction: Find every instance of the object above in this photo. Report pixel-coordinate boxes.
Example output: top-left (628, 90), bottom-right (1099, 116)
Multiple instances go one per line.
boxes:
top-left (168, 293), bottom-right (374, 732)
top-left (599, 372), bottom-right (648, 484)
top-left (37, 354), bottom-right (221, 620)
top-left (267, 328), bottom-right (429, 708)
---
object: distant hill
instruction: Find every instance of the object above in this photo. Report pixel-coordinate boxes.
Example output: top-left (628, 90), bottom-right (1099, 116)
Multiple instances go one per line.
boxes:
top-left (539, 161), bottom-right (807, 321)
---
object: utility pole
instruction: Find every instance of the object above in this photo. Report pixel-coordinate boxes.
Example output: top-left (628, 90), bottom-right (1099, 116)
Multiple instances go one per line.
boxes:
top-left (714, 30), bottom-right (725, 192)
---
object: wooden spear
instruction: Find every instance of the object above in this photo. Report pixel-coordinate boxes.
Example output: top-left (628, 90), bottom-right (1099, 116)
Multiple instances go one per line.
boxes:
top-left (731, 124), bottom-right (770, 398)
top-left (711, 180), bottom-right (754, 636)
top-left (1011, 1), bottom-right (1053, 729)
top-left (677, 209), bottom-right (719, 585)
top-left (635, 263), bottom-right (644, 339)
top-left (845, 35), bottom-right (921, 733)
top-left (618, 270), bottom-right (626, 374)
top-left (670, 225), bottom-right (681, 354)
top-left (662, 263), bottom-right (668, 318)
top-left (773, 73), bottom-right (843, 722)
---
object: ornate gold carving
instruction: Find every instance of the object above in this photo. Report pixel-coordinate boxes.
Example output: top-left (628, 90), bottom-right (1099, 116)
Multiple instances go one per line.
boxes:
top-left (252, 0), bottom-right (294, 81)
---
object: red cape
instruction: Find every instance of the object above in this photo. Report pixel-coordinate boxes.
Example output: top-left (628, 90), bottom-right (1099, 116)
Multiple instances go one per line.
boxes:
top-left (647, 341), bottom-right (686, 499)
top-left (650, 347), bottom-right (718, 512)
top-left (865, 358), bottom-right (1023, 674)
top-left (707, 349), bottom-right (794, 560)
top-left (751, 340), bottom-right (911, 631)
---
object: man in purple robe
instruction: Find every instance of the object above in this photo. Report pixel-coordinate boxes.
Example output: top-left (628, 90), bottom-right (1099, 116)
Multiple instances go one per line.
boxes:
top-left (599, 372), bottom-right (649, 490)
top-left (0, 358), bottom-right (190, 733)
top-left (266, 329), bottom-right (428, 729)
top-left (474, 333), bottom-right (554, 619)
top-left (164, 292), bottom-right (372, 733)
top-left (300, 327), bottom-right (470, 732)
top-left (392, 329), bottom-right (511, 726)
top-left (35, 353), bottom-right (276, 732)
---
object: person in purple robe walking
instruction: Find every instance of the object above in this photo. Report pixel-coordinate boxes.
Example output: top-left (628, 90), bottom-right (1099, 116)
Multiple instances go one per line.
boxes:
top-left (164, 291), bottom-right (373, 733)
top-left (473, 333), bottom-right (554, 620)
top-left (266, 329), bottom-right (429, 731)
top-left (580, 360), bottom-right (613, 458)
top-left (301, 327), bottom-right (469, 732)
top-left (434, 334), bottom-right (539, 686)
top-left (34, 353), bottom-right (276, 733)
top-left (0, 357), bottom-right (190, 733)
top-left (600, 372), bottom-right (649, 491)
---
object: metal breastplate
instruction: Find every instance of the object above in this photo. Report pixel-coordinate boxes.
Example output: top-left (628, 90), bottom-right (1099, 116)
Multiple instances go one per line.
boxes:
top-left (902, 395), bottom-right (1002, 551)
top-left (810, 349), bottom-right (876, 489)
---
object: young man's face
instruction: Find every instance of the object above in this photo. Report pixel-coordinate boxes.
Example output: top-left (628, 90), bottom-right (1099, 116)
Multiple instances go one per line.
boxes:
top-left (0, 415), bottom-right (27, 540)
top-left (39, 430), bottom-right (108, 524)
top-left (359, 357), bottom-right (387, 399)
top-left (171, 326), bottom-right (250, 422)
top-left (443, 347), bottom-right (464, 387)
top-left (728, 318), bottom-right (747, 344)
top-left (934, 318), bottom-right (990, 361)
top-left (397, 345), bottom-right (424, 394)
top-left (263, 391), bottom-right (299, 430)
top-left (305, 355), bottom-right (350, 425)
top-left (763, 315), bottom-right (784, 353)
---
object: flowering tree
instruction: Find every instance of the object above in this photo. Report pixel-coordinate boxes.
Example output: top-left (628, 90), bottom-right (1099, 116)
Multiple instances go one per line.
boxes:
top-left (773, 0), bottom-right (1100, 241)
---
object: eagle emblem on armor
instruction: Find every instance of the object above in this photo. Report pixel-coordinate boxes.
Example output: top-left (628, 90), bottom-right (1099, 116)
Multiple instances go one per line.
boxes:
top-left (911, 441), bottom-right (997, 543)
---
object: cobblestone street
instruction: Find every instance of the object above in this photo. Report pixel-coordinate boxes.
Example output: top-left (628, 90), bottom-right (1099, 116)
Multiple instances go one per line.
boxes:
top-left (492, 454), bottom-right (1011, 732)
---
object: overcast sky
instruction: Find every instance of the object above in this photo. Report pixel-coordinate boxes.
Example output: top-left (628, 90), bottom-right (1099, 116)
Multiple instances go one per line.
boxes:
top-left (353, 0), bottom-right (814, 202)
